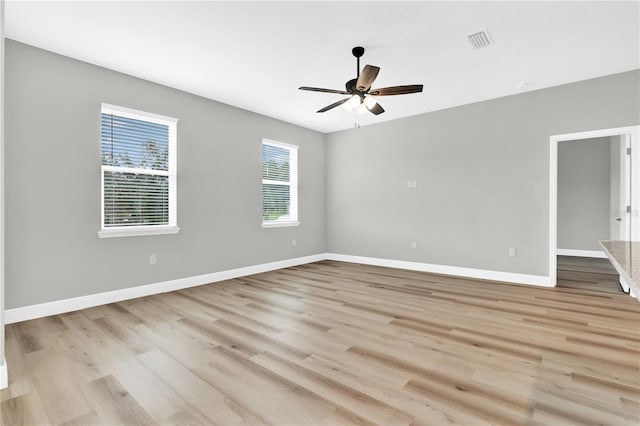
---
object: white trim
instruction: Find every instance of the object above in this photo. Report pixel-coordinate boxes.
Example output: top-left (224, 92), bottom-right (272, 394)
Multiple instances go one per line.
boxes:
top-left (100, 104), bottom-right (178, 234)
top-left (1, 0), bottom-right (6, 390)
top-left (549, 136), bottom-right (558, 286)
top-left (101, 165), bottom-right (170, 176)
top-left (262, 179), bottom-right (290, 186)
top-left (289, 145), bottom-right (298, 223)
top-left (4, 252), bottom-right (561, 324)
top-left (550, 126), bottom-right (639, 142)
top-left (101, 103), bottom-right (178, 125)
top-left (262, 138), bottom-right (298, 226)
top-left (97, 225), bottom-right (180, 239)
top-left (326, 253), bottom-right (553, 287)
top-left (631, 128), bottom-right (640, 242)
top-left (549, 126), bottom-right (640, 287)
top-left (262, 138), bottom-right (297, 150)
top-left (261, 221), bottom-right (300, 228)
top-left (556, 249), bottom-right (607, 258)
top-left (0, 358), bottom-right (6, 390)
top-left (168, 113), bottom-right (178, 229)
top-left (4, 254), bottom-right (326, 324)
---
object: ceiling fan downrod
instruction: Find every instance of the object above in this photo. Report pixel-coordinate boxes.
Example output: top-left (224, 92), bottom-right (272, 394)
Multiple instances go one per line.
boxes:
top-left (352, 46), bottom-right (364, 78)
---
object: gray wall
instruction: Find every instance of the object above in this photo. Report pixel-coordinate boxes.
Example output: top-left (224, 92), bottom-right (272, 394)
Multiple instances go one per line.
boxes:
top-left (557, 137), bottom-right (611, 251)
top-left (5, 39), bottom-right (640, 311)
top-left (326, 70), bottom-right (640, 276)
top-left (5, 40), bottom-right (326, 309)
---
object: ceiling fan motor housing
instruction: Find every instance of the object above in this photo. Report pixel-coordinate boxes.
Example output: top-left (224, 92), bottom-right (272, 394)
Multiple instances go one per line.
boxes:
top-left (345, 78), bottom-right (358, 93)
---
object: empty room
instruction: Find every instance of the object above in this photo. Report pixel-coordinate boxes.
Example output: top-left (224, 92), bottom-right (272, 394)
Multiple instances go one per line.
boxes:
top-left (1, 1), bottom-right (639, 425)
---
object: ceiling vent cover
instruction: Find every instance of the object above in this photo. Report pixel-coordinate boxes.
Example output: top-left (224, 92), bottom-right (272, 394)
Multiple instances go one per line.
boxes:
top-left (468, 30), bottom-right (492, 49)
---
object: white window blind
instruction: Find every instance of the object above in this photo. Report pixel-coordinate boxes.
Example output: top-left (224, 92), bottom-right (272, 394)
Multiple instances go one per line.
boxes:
top-left (99, 104), bottom-right (178, 238)
top-left (262, 139), bottom-right (298, 227)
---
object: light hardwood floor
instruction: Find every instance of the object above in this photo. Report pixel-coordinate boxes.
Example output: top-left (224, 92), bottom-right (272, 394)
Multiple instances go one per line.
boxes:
top-left (1, 258), bottom-right (639, 425)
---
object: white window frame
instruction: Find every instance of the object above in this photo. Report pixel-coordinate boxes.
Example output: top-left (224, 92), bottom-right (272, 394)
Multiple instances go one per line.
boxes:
top-left (261, 138), bottom-right (299, 228)
top-left (98, 103), bottom-right (179, 238)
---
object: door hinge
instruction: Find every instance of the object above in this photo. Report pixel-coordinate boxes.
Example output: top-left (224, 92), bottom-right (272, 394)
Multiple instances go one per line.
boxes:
top-left (627, 205), bottom-right (632, 213)
top-left (627, 147), bottom-right (631, 155)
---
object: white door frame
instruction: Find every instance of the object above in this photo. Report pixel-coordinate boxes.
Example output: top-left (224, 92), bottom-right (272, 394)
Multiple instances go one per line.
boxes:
top-left (0, 0), bottom-right (6, 390)
top-left (549, 125), bottom-right (640, 286)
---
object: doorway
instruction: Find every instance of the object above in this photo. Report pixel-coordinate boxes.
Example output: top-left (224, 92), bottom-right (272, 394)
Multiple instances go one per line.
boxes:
top-left (549, 126), bottom-right (639, 286)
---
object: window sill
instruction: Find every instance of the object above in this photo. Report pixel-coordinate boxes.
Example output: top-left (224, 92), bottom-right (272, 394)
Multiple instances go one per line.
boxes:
top-left (261, 221), bottom-right (300, 229)
top-left (98, 226), bottom-right (180, 239)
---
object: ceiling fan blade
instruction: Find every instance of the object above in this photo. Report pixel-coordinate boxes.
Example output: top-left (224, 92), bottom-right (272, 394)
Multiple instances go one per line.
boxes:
top-left (317, 97), bottom-right (350, 113)
top-left (356, 65), bottom-right (380, 92)
top-left (367, 102), bottom-right (385, 115)
top-left (299, 86), bottom-right (350, 95)
top-left (369, 85), bottom-right (423, 96)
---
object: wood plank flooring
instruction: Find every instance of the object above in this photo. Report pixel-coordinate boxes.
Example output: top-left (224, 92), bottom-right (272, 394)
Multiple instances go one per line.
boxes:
top-left (2, 258), bottom-right (639, 425)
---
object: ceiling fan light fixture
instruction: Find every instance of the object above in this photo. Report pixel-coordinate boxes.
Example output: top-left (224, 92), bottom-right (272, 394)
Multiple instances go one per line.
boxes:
top-left (363, 95), bottom-right (378, 109)
top-left (346, 94), bottom-right (361, 110)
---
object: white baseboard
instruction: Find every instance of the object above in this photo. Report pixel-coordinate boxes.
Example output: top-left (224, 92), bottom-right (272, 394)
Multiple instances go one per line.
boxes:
top-left (4, 254), bottom-right (326, 324)
top-left (556, 248), bottom-right (607, 258)
top-left (4, 252), bottom-right (556, 324)
top-left (326, 253), bottom-right (553, 287)
top-left (0, 358), bottom-right (7, 389)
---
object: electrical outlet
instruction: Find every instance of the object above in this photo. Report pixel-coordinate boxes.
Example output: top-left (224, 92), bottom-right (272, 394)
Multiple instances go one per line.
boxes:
top-left (411, 180), bottom-right (417, 189)
top-left (508, 248), bottom-right (516, 257)
top-left (292, 239), bottom-right (297, 246)
top-left (411, 241), bottom-right (417, 249)
top-left (149, 254), bottom-right (157, 265)
top-left (406, 180), bottom-right (412, 189)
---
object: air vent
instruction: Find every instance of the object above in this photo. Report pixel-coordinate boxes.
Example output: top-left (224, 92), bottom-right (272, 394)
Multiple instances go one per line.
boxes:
top-left (468, 30), bottom-right (492, 49)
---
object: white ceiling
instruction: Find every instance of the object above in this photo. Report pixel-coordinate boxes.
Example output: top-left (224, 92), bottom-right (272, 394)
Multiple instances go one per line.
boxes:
top-left (5, 1), bottom-right (640, 133)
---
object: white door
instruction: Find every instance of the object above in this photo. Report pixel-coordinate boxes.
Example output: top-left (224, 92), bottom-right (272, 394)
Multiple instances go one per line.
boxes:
top-left (611, 134), bottom-right (632, 241)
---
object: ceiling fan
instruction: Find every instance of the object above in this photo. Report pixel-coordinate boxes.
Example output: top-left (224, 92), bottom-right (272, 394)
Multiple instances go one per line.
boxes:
top-left (299, 46), bottom-right (423, 115)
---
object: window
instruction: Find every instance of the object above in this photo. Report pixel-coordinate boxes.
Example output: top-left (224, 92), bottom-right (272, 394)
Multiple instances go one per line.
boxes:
top-left (98, 103), bottom-right (179, 238)
top-left (262, 139), bottom-right (299, 227)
